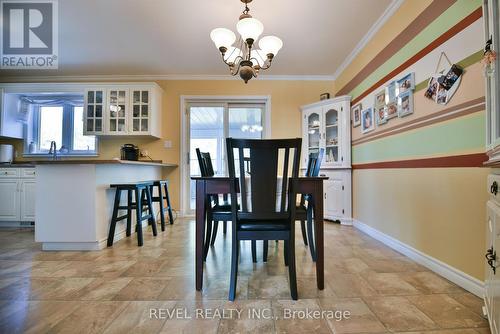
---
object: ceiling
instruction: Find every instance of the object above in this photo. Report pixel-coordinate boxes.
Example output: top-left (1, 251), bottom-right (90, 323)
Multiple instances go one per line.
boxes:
top-left (1, 0), bottom-right (394, 78)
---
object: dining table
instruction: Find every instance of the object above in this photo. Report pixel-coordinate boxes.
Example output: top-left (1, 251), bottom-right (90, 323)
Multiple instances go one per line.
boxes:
top-left (191, 175), bottom-right (328, 292)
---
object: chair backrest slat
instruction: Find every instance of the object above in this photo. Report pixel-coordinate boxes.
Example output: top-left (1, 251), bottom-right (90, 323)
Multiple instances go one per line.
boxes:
top-left (226, 138), bottom-right (301, 218)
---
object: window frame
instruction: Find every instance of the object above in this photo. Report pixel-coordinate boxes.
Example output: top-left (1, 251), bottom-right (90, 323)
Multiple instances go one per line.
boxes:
top-left (24, 103), bottom-right (99, 156)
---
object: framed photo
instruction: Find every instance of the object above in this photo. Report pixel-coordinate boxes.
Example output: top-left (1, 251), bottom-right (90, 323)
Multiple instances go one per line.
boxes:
top-left (396, 72), bottom-right (415, 95)
top-left (385, 81), bottom-right (397, 103)
top-left (351, 103), bottom-right (362, 127)
top-left (374, 90), bottom-right (386, 106)
top-left (361, 107), bottom-right (375, 134)
top-left (376, 105), bottom-right (387, 125)
top-left (386, 102), bottom-right (398, 119)
top-left (398, 90), bottom-right (413, 117)
top-left (437, 64), bottom-right (462, 90)
top-left (424, 76), bottom-right (439, 101)
top-left (436, 84), bottom-right (447, 105)
top-left (320, 93), bottom-right (330, 100)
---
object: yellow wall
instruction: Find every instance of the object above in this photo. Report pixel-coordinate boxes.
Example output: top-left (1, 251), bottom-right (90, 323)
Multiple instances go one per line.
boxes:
top-left (1, 80), bottom-right (333, 211)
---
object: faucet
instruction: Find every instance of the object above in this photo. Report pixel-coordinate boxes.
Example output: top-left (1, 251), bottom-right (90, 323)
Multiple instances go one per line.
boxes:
top-left (48, 141), bottom-right (57, 160)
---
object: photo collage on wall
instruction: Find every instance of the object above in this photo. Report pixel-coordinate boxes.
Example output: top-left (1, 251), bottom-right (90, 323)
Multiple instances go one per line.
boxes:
top-left (352, 72), bottom-right (415, 134)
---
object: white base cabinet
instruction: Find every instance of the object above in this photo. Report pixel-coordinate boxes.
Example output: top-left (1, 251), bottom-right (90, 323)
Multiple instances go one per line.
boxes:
top-left (321, 169), bottom-right (352, 223)
top-left (0, 168), bottom-right (36, 223)
top-left (301, 96), bottom-right (352, 224)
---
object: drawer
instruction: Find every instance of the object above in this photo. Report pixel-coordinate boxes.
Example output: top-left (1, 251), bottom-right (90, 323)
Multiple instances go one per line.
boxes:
top-left (0, 168), bottom-right (19, 178)
top-left (488, 174), bottom-right (500, 205)
top-left (21, 168), bottom-right (35, 178)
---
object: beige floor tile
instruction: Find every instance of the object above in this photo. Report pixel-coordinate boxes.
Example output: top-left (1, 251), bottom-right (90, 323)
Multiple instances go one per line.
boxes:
top-left (273, 299), bottom-right (332, 333)
top-left (113, 277), bottom-right (170, 301)
top-left (319, 297), bottom-right (386, 333)
top-left (218, 300), bottom-right (275, 334)
top-left (400, 271), bottom-right (466, 294)
top-left (407, 294), bottom-right (489, 329)
top-left (0, 300), bottom-right (81, 333)
top-left (159, 300), bottom-right (223, 334)
top-left (103, 300), bottom-right (176, 334)
top-left (364, 296), bottom-right (438, 331)
top-left (363, 272), bottom-right (419, 296)
top-left (450, 293), bottom-right (488, 316)
top-left (328, 273), bottom-right (378, 298)
top-left (72, 277), bottom-right (134, 300)
top-left (47, 301), bottom-right (129, 333)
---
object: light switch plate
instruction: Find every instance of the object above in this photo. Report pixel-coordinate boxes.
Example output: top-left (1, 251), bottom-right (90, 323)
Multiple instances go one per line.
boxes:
top-left (164, 140), bottom-right (172, 148)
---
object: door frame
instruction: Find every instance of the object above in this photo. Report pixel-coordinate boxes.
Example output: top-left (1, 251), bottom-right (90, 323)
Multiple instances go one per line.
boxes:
top-left (180, 95), bottom-right (271, 216)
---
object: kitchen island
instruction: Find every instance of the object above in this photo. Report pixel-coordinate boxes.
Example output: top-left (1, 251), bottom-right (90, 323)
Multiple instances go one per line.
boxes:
top-left (34, 159), bottom-right (177, 250)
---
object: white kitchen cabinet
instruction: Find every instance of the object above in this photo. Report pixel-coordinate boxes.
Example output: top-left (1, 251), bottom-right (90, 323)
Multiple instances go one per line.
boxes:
top-left (20, 180), bottom-right (36, 221)
top-left (0, 168), bottom-right (36, 223)
top-left (0, 179), bottom-right (20, 221)
top-left (301, 96), bottom-right (352, 224)
top-left (0, 89), bottom-right (24, 139)
top-left (83, 83), bottom-right (162, 138)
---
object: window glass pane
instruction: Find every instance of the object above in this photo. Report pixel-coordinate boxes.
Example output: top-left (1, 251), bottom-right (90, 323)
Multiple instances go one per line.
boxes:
top-left (39, 106), bottom-right (63, 150)
top-left (73, 106), bottom-right (96, 151)
top-left (228, 106), bottom-right (263, 139)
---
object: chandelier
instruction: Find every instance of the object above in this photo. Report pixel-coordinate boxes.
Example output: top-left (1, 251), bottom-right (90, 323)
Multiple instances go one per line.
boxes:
top-left (210, 0), bottom-right (283, 83)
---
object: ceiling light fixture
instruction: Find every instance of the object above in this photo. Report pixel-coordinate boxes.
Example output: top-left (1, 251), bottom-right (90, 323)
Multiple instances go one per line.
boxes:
top-left (210, 0), bottom-right (283, 83)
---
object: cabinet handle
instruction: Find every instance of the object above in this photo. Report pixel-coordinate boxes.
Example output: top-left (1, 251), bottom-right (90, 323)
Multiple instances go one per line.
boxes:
top-left (324, 193), bottom-right (326, 199)
top-left (486, 246), bottom-right (497, 274)
top-left (491, 181), bottom-right (498, 196)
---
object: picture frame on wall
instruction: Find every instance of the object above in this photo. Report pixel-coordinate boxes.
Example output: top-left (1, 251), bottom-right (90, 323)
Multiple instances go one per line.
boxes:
top-left (398, 90), bottom-right (413, 117)
top-left (385, 81), bottom-right (397, 104)
top-left (361, 107), bottom-right (375, 133)
top-left (376, 105), bottom-right (387, 125)
top-left (386, 102), bottom-right (398, 119)
top-left (396, 72), bottom-right (415, 95)
top-left (374, 90), bottom-right (386, 106)
top-left (351, 103), bottom-right (362, 127)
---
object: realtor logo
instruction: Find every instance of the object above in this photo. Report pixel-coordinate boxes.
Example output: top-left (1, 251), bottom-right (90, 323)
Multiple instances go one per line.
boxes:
top-left (1, 0), bottom-right (58, 69)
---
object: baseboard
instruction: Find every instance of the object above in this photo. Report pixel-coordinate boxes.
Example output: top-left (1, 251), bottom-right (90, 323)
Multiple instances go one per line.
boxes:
top-left (352, 219), bottom-right (485, 298)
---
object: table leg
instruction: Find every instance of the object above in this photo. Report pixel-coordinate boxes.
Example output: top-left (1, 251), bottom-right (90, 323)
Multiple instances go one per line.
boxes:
top-left (195, 180), bottom-right (206, 291)
top-left (314, 185), bottom-right (324, 290)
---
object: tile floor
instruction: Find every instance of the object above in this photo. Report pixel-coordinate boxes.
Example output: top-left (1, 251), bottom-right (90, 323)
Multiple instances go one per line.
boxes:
top-left (0, 219), bottom-right (491, 334)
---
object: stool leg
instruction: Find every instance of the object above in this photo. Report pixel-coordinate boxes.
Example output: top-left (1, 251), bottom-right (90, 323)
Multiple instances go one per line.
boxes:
top-left (210, 221), bottom-right (219, 246)
top-left (135, 188), bottom-right (143, 247)
top-left (157, 184), bottom-right (166, 231)
top-left (146, 187), bottom-right (157, 237)
top-left (107, 189), bottom-right (121, 247)
top-left (126, 190), bottom-right (132, 237)
top-left (263, 240), bottom-right (268, 262)
top-left (223, 221), bottom-right (227, 234)
top-left (164, 182), bottom-right (174, 224)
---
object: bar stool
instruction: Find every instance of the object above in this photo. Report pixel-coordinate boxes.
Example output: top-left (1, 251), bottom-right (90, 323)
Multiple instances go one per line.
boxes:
top-left (147, 180), bottom-right (174, 231)
top-left (107, 181), bottom-right (156, 247)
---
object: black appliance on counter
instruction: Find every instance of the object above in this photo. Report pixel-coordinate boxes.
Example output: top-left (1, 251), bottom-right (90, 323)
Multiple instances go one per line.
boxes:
top-left (121, 144), bottom-right (140, 161)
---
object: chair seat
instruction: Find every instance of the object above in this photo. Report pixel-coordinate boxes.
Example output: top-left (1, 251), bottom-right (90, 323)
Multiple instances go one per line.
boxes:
top-left (238, 219), bottom-right (290, 231)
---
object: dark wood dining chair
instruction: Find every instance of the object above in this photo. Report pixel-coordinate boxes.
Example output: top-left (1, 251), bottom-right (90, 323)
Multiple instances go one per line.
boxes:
top-left (226, 137), bottom-right (301, 300)
top-left (195, 148), bottom-right (256, 262)
top-left (297, 148), bottom-right (324, 261)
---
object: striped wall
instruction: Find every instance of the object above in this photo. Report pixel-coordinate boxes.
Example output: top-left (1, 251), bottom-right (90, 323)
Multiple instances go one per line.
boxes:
top-left (334, 0), bottom-right (489, 281)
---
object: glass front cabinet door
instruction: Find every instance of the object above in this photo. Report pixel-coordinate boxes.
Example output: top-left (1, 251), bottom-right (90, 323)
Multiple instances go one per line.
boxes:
top-left (324, 107), bottom-right (340, 165)
top-left (107, 89), bottom-right (128, 134)
top-left (84, 89), bottom-right (105, 135)
top-left (130, 89), bottom-right (150, 134)
top-left (306, 111), bottom-right (321, 158)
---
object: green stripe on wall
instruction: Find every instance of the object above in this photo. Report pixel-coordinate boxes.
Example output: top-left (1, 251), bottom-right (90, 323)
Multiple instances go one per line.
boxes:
top-left (349, 0), bottom-right (481, 100)
top-left (352, 111), bottom-right (485, 164)
top-left (414, 49), bottom-right (483, 92)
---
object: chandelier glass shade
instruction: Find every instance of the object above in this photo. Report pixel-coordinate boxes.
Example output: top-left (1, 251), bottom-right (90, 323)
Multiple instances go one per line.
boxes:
top-left (210, 0), bottom-right (282, 83)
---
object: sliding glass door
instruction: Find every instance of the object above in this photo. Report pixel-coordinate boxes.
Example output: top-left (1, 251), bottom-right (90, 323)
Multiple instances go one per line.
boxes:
top-left (186, 101), bottom-right (265, 213)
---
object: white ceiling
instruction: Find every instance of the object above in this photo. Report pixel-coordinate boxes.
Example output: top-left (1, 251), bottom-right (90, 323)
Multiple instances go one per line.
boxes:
top-left (1, 0), bottom-right (394, 78)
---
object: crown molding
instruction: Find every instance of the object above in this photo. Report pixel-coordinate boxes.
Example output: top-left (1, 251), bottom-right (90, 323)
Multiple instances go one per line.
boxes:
top-left (0, 73), bottom-right (335, 83)
top-left (331, 0), bottom-right (404, 81)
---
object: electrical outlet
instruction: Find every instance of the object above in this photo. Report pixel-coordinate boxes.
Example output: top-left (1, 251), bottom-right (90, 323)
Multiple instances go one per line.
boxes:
top-left (164, 140), bottom-right (172, 148)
